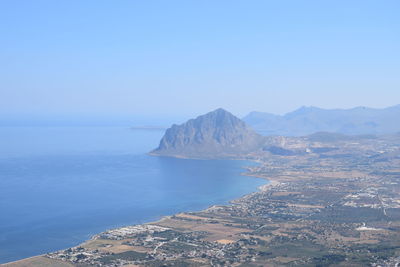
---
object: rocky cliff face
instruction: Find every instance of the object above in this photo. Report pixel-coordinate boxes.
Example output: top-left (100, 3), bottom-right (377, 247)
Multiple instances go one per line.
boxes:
top-left (151, 108), bottom-right (264, 158)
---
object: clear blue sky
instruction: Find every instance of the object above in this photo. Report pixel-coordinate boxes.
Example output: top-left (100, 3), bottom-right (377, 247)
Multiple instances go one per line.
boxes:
top-left (1, 0), bottom-right (399, 121)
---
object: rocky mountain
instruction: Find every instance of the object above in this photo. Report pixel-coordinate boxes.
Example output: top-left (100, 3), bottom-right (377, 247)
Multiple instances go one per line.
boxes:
top-left (151, 108), bottom-right (265, 158)
top-left (243, 105), bottom-right (400, 136)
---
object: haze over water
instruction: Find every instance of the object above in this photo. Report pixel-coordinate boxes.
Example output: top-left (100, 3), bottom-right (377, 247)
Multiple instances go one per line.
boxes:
top-left (0, 126), bottom-right (265, 264)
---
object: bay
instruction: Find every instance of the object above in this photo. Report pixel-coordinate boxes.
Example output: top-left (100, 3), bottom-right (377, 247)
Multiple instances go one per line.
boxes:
top-left (0, 127), bottom-right (265, 263)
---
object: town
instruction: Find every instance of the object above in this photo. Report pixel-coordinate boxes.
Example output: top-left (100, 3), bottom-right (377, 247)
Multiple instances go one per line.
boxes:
top-left (34, 133), bottom-right (400, 267)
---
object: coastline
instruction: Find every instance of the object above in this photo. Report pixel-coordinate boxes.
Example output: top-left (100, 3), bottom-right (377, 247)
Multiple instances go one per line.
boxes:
top-left (3, 158), bottom-right (274, 266)
top-left (6, 137), bottom-right (400, 266)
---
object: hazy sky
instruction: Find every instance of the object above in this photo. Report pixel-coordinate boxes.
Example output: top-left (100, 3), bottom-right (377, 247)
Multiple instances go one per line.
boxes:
top-left (1, 0), bottom-right (399, 120)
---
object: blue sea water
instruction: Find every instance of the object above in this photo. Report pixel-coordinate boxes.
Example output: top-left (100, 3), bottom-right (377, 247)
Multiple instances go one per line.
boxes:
top-left (0, 127), bottom-right (265, 263)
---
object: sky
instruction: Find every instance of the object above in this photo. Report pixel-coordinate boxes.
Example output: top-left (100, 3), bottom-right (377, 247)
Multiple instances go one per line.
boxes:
top-left (1, 0), bottom-right (399, 123)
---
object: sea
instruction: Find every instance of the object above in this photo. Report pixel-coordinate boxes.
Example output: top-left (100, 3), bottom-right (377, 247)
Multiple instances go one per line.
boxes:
top-left (0, 126), bottom-right (266, 263)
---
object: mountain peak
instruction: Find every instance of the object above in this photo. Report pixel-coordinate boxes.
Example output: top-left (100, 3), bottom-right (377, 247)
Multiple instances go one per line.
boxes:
top-left (213, 107), bottom-right (229, 113)
top-left (151, 109), bottom-right (264, 158)
top-left (202, 108), bottom-right (240, 121)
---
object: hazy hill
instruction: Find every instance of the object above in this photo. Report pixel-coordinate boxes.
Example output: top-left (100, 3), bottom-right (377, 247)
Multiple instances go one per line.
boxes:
top-left (151, 108), bottom-right (264, 158)
top-left (243, 105), bottom-right (400, 136)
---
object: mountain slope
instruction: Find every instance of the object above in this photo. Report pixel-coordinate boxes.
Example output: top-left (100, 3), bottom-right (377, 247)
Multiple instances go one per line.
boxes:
top-left (243, 105), bottom-right (400, 136)
top-left (151, 108), bottom-right (264, 158)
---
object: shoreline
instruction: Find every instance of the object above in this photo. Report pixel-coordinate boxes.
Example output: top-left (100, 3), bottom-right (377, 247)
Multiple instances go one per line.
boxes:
top-left (4, 129), bottom-right (400, 266)
top-left (3, 158), bottom-right (275, 266)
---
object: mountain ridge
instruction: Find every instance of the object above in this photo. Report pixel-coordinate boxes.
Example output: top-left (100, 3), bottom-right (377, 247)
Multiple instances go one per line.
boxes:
top-left (243, 104), bottom-right (400, 136)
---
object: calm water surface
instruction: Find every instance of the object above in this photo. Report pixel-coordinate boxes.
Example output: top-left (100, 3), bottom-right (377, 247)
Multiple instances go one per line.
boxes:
top-left (0, 127), bottom-right (265, 263)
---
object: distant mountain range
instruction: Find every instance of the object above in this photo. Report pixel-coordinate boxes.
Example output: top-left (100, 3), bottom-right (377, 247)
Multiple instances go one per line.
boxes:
top-left (243, 105), bottom-right (400, 136)
top-left (151, 108), bottom-right (264, 158)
